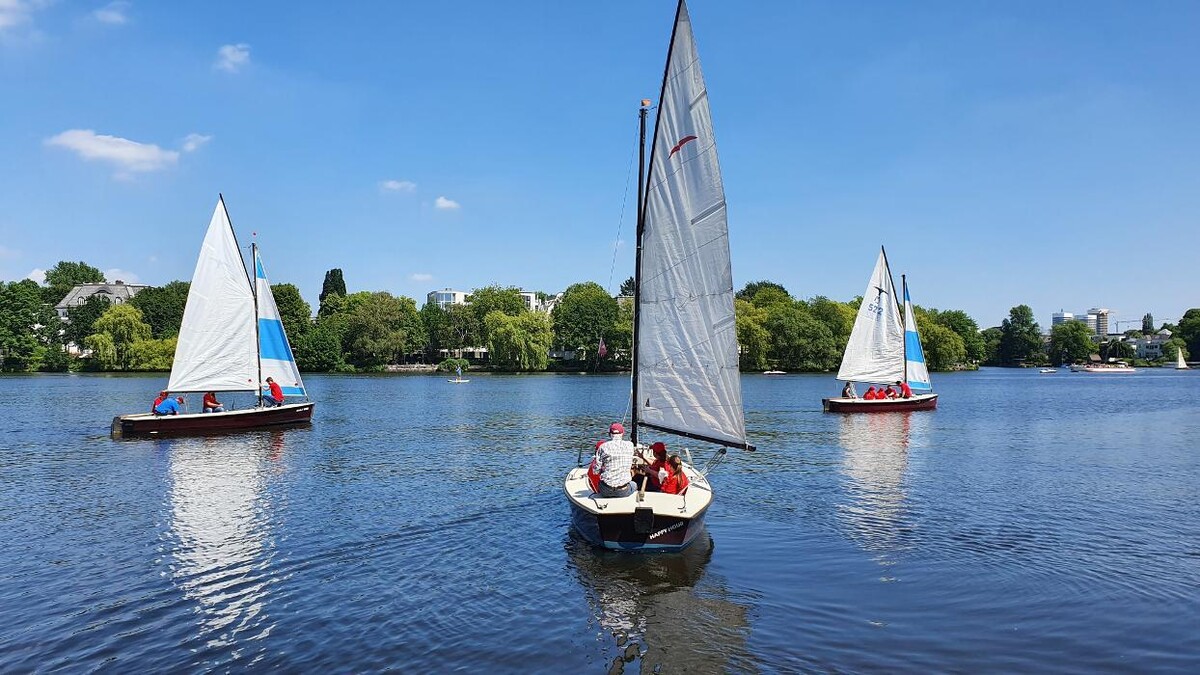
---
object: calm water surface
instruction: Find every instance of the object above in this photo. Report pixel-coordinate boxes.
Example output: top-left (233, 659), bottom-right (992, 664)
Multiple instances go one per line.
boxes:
top-left (1, 369), bottom-right (1197, 672)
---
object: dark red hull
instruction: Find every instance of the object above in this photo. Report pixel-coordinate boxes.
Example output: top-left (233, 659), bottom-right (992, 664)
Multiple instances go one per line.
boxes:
top-left (569, 502), bottom-right (709, 552)
top-left (823, 394), bottom-right (938, 413)
top-left (112, 403), bottom-right (314, 436)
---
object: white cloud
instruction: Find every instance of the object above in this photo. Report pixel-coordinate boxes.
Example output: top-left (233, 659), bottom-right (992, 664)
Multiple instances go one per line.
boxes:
top-left (181, 133), bottom-right (212, 152)
top-left (26, 268), bottom-right (45, 284)
top-left (215, 43), bottom-right (250, 73)
top-left (410, 273), bottom-right (433, 282)
top-left (380, 179), bottom-right (416, 193)
top-left (93, 1), bottom-right (130, 25)
top-left (435, 196), bottom-right (460, 210)
top-left (0, 0), bottom-right (46, 32)
top-left (105, 268), bottom-right (139, 283)
top-left (46, 129), bottom-right (179, 174)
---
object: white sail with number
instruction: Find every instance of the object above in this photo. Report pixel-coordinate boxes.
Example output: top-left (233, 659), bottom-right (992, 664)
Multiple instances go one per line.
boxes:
top-left (636, 1), bottom-right (747, 449)
top-left (167, 198), bottom-right (258, 393)
top-left (837, 249), bottom-right (905, 385)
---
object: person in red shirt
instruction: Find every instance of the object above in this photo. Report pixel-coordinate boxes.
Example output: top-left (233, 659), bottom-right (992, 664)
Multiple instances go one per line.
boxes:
top-left (263, 377), bottom-right (285, 407)
top-left (636, 441), bottom-right (672, 491)
top-left (896, 380), bottom-right (913, 398)
top-left (863, 386), bottom-right (877, 400)
top-left (151, 390), bottom-right (168, 412)
top-left (203, 391), bottom-right (224, 413)
top-left (660, 455), bottom-right (690, 495)
top-left (884, 385), bottom-right (899, 399)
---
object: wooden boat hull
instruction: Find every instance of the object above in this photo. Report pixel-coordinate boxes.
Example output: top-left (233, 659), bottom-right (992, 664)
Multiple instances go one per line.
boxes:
top-left (822, 393), bottom-right (938, 413)
top-left (563, 465), bottom-right (712, 552)
top-left (111, 402), bottom-right (314, 437)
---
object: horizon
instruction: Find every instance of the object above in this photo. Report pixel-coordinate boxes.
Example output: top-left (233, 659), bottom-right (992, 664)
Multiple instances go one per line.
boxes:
top-left (2, 1), bottom-right (1197, 330)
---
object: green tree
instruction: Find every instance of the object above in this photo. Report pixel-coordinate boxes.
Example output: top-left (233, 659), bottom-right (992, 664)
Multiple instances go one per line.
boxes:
top-left (318, 268), bottom-right (347, 318)
top-left (1099, 338), bottom-right (1135, 362)
top-left (468, 285), bottom-right (526, 344)
top-left (39, 343), bottom-right (71, 372)
top-left (0, 280), bottom-right (57, 371)
top-left (127, 338), bottom-right (177, 371)
top-left (551, 282), bottom-right (618, 367)
top-left (764, 302), bottom-right (840, 371)
top-left (618, 276), bottom-right (636, 297)
top-left (806, 296), bottom-right (856, 348)
top-left (294, 322), bottom-right (344, 371)
top-left (1163, 338), bottom-right (1189, 363)
top-left (90, 304), bottom-right (152, 370)
top-left (64, 295), bottom-right (112, 347)
top-left (445, 303), bottom-right (481, 353)
top-left (735, 298), bottom-right (770, 371)
top-left (271, 283), bottom-right (312, 342)
top-left (419, 301), bottom-right (449, 360)
top-left (342, 292), bottom-right (424, 369)
top-left (1142, 313), bottom-right (1154, 333)
top-left (485, 310), bottom-right (552, 371)
top-left (83, 332), bottom-right (118, 370)
top-left (129, 281), bottom-right (190, 338)
top-left (1048, 320), bottom-right (1095, 365)
top-left (917, 320), bottom-right (966, 371)
top-left (928, 309), bottom-right (985, 363)
top-left (43, 260), bottom-right (105, 305)
top-left (998, 305), bottom-right (1042, 366)
top-left (736, 281), bottom-right (789, 303)
top-left (605, 300), bottom-right (634, 368)
top-left (1178, 309), bottom-right (1200, 361)
top-left (981, 327), bottom-right (1003, 366)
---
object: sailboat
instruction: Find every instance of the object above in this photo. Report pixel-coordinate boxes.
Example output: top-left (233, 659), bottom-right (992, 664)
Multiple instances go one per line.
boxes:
top-left (448, 365), bottom-right (470, 383)
top-left (111, 196), bottom-right (314, 436)
top-left (823, 248), bottom-right (938, 412)
top-left (563, 0), bottom-right (753, 552)
top-left (1175, 349), bottom-right (1190, 370)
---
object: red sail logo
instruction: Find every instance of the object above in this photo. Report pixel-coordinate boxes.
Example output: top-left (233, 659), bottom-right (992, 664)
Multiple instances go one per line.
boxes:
top-left (668, 135), bottom-right (698, 157)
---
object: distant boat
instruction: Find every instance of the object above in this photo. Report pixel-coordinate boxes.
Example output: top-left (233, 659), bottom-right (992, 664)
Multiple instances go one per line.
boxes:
top-left (563, 0), bottom-right (753, 552)
top-left (112, 196), bottom-right (314, 436)
top-left (763, 370), bottom-right (786, 375)
top-left (1070, 362), bottom-right (1136, 373)
top-left (1040, 368), bottom-right (1058, 374)
top-left (448, 365), bottom-right (470, 383)
top-left (1176, 350), bottom-right (1190, 370)
top-left (823, 248), bottom-right (938, 412)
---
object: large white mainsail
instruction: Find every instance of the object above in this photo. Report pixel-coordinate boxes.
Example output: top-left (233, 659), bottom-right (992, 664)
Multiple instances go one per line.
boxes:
top-left (636, 0), bottom-right (747, 449)
top-left (837, 249), bottom-right (905, 385)
top-left (1177, 349), bottom-right (1190, 370)
top-left (167, 198), bottom-right (259, 393)
top-left (255, 250), bottom-right (306, 397)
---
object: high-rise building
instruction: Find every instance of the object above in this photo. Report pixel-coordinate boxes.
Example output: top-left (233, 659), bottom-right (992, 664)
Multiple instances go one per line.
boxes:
top-left (1052, 310), bottom-right (1074, 326)
top-left (1088, 307), bottom-right (1110, 336)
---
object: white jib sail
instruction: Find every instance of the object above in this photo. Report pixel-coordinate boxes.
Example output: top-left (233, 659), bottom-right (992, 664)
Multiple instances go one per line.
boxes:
top-left (836, 249), bottom-right (905, 385)
top-left (637, 0), bottom-right (747, 448)
top-left (168, 198), bottom-right (259, 393)
top-left (1178, 349), bottom-right (1189, 369)
top-left (255, 250), bottom-right (306, 397)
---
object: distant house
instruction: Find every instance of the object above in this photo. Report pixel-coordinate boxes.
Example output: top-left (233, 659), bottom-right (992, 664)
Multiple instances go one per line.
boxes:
top-left (55, 281), bottom-right (149, 318)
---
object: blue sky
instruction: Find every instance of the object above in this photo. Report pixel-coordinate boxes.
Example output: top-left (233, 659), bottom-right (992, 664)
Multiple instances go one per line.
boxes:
top-left (2, 1), bottom-right (1198, 330)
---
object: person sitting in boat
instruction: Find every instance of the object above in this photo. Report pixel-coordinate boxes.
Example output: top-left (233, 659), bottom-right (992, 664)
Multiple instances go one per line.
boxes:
top-left (883, 385), bottom-right (899, 399)
top-left (594, 422), bottom-right (636, 498)
top-left (896, 380), bottom-right (913, 398)
top-left (636, 441), bottom-right (672, 491)
top-left (151, 390), bottom-right (169, 412)
top-left (202, 391), bottom-right (224, 413)
top-left (154, 396), bottom-right (185, 416)
top-left (841, 382), bottom-right (857, 399)
top-left (262, 377), bottom-right (284, 407)
top-left (863, 386), bottom-right (878, 400)
top-left (660, 455), bottom-right (690, 495)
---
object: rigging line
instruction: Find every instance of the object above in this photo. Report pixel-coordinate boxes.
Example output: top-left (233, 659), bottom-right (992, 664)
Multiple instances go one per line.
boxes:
top-left (606, 118), bottom-right (642, 296)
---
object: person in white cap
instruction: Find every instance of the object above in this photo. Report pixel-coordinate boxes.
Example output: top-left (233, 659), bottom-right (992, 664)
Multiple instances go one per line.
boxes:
top-left (595, 422), bottom-right (636, 498)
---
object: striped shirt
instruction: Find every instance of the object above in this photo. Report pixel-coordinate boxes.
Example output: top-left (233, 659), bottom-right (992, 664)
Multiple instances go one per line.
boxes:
top-left (596, 438), bottom-right (635, 489)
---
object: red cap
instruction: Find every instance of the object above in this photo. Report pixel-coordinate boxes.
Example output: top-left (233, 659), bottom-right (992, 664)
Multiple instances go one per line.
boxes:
top-left (651, 441), bottom-right (666, 455)
top-left (609, 422), bottom-right (625, 435)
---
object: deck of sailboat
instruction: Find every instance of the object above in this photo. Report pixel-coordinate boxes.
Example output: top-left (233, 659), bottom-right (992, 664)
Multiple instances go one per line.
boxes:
top-left (823, 393), bottom-right (938, 412)
top-left (564, 463), bottom-right (713, 551)
top-left (112, 402), bottom-right (314, 436)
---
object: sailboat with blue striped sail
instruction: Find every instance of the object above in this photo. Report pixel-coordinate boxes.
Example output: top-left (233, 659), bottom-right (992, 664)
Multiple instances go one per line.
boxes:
top-left (112, 196), bottom-right (314, 435)
top-left (823, 247), bottom-right (938, 412)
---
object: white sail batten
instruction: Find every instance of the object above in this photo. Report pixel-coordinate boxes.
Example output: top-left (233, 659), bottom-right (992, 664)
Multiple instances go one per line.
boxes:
top-left (255, 251), bottom-right (306, 397)
top-left (167, 199), bottom-right (259, 393)
top-left (837, 250), bottom-right (905, 385)
top-left (637, 1), bottom-right (747, 448)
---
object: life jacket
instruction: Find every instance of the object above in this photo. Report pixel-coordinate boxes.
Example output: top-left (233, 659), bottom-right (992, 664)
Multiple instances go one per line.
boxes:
top-left (586, 458), bottom-right (602, 493)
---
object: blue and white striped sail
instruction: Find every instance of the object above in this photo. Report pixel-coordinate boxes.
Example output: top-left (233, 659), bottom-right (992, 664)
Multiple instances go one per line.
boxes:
top-left (902, 281), bottom-right (932, 392)
top-left (255, 251), bottom-right (306, 398)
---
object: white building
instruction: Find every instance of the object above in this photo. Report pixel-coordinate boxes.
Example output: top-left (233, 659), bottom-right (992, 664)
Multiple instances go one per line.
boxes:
top-left (1051, 310), bottom-right (1074, 326)
top-left (426, 288), bottom-right (469, 310)
top-left (55, 281), bottom-right (149, 318)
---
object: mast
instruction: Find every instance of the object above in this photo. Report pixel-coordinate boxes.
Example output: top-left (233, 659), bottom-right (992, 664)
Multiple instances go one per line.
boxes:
top-left (250, 241), bottom-right (262, 407)
top-left (631, 101), bottom-right (649, 446)
top-left (633, 0), bottom-right (685, 447)
top-left (901, 274), bottom-right (908, 385)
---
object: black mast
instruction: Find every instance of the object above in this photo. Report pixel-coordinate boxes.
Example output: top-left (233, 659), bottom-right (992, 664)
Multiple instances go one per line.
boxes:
top-left (631, 101), bottom-right (649, 446)
top-left (901, 273), bottom-right (908, 385)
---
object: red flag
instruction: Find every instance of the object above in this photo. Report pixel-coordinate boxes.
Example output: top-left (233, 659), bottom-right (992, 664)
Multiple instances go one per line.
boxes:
top-left (597, 337), bottom-right (607, 358)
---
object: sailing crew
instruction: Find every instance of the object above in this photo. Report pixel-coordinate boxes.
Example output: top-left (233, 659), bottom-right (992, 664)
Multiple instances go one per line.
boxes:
top-left (841, 382), bottom-right (857, 399)
top-left (151, 390), bottom-right (169, 412)
top-left (660, 455), bottom-right (690, 495)
top-left (863, 386), bottom-right (878, 400)
top-left (896, 380), bottom-right (913, 398)
top-left (884, 385), bottom-right (899, 399)
top-left (594, 422), bottom-right (636, 498)
top-left (262, 377), bottom-right (284, 407)
top-left (203, 391), bottom-right (224, 413)
top-left (154, 396), bottom-right (185, 416)
top-left (636, 441), bottom-right (672, 491)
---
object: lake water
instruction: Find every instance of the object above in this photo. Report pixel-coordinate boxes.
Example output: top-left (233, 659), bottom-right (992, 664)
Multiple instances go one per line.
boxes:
top-left (1, 369), bottom-right (1197, 673)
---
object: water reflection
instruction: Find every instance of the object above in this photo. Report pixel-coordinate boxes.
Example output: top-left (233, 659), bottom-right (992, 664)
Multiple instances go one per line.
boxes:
top-left (838, 412), bottom-right (922, 561)
top-left (166, 431), bottom-right (285, 647)
top-left (567, 534), bottom-right (752, 673)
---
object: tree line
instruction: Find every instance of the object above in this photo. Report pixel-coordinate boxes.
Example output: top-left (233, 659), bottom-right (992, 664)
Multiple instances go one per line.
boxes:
top-left (5, 261), bottom-right (1196, 373)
